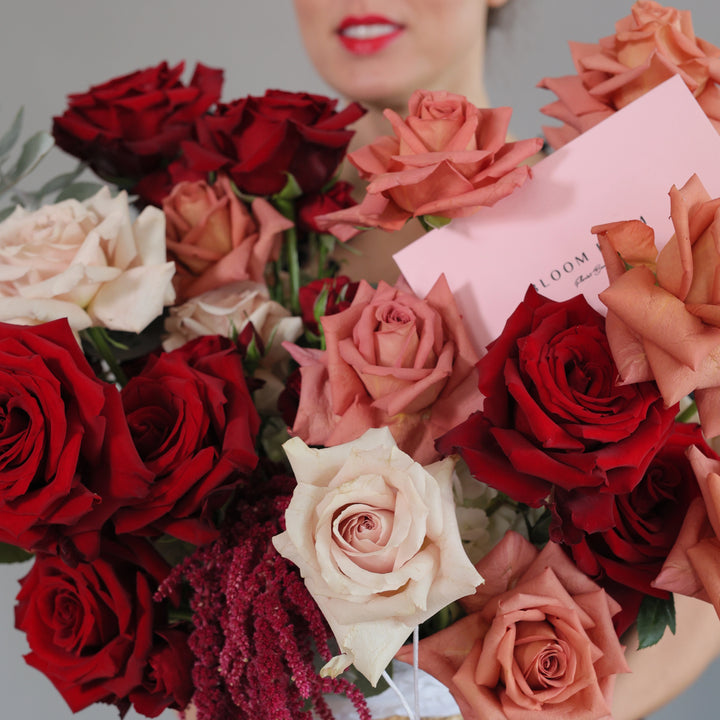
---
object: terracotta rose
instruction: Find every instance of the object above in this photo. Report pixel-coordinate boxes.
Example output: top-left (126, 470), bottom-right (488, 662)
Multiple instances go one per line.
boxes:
top-left (597, 174), bottom-right (720, 438)
top-left (318, 89), bottom-right (542, 232)
top-left (398, 532), bottom-right (629, 720)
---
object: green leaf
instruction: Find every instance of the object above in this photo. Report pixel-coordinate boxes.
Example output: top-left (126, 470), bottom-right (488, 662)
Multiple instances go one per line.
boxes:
top-left (0, 107), bottom-right (24, 161)
top-left (0, 542), bottom-right (33, 564)
top-left (55, 181), bottom-right (104, 203)
top-left (636, 594), bottom-right (676, 650)
top-left (8, 130), bottom-right (54, 182)
top-left (421, 214), bottom-right (452, 230)
top-left (273, 173), bottom-right (303, 202)
top-left (38, 162), bottom-right (87, 196)
top-left (0, 205), bottom-right (15, 222)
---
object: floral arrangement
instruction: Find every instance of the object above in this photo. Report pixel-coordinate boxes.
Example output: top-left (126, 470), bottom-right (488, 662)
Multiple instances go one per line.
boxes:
top-left (3, 3), bottom-right (720, 720)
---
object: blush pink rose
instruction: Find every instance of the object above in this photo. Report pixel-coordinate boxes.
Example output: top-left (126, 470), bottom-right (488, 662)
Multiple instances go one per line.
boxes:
top-left (653, 444), bottom-right (720, 617)
top-left (317, 90), bottom-right (542, 232)
top-left (272, 427), bottom-right (482, 686)
top-left (283, 274), bottom-right (483, 465)
top-left (163, 174), bottom-right (293, 301)
top-left (397, 531), bottom-right (629, 720)
top-left (596, 174), bottom-right (720, 437)
top-left (539, 1), bottom-right (720, 148)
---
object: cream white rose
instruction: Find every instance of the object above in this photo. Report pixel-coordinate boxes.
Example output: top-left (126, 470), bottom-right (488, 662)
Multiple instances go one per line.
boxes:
top-left (0, 187), bottom-right (174, 332)
top-left (272, 427), bottom-right (483, 686)
top-left (163, 281), bottom-right (302, 367)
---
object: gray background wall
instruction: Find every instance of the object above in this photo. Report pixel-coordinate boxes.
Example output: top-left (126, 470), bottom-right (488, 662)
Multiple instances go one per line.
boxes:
top-left (1, 1), bottom-right (719, 718)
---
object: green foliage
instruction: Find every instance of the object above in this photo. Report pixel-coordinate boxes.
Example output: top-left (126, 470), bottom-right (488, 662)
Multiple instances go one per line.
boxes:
top-left (0, 542), bottom-right (33, 564)
top-left (636, 594), bottom-right (676, 650)
top-left (0, 107), bottom-right (102, 218)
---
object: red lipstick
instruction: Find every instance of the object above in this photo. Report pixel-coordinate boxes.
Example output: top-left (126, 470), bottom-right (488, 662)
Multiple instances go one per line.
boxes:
top-left (337, 15), bottom-right (404, 56)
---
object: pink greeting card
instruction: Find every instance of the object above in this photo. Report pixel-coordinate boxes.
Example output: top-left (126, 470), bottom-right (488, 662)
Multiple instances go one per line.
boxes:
top-left (395, 76), bottom-right (720, 354)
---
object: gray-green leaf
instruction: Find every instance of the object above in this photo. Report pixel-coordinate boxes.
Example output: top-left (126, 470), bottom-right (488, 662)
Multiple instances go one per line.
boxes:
top-left (0, 107), bottom-right (24, 161)
top-left (7, 130), bottom-right (54, 182)
top-left (55, 181), bottom-right (104, 203)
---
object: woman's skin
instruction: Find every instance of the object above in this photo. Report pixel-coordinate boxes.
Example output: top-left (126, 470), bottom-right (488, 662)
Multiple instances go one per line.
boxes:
top-left (289, 3), bottom-right (720, 719)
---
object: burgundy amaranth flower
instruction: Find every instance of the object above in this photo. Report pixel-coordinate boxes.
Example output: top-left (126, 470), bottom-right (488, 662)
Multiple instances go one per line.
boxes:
top-left (157, 471), bottom-right (370, 720)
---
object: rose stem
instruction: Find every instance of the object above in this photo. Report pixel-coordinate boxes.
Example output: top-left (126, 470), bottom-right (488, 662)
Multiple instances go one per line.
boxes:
top-left (382, 669), bottom-right (418, 720)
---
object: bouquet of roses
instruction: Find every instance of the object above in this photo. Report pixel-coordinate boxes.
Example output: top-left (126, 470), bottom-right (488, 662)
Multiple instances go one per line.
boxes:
top-left (4, 3), bottom-right (720, 720)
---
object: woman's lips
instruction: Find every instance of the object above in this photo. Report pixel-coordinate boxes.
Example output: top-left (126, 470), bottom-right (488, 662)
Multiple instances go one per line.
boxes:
top-left (337, 15), bottom-right (404, 55)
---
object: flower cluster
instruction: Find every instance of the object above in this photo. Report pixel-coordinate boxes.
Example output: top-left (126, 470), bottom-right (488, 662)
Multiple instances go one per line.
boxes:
top-left (539, 0), bottom-right (720, 148)
top-left (5, 6), bottom-right (720, 719)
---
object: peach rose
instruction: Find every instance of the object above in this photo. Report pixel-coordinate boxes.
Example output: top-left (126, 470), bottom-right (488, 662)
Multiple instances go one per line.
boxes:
top-left (283, 274), bottom-right (483, 465)
top-left (653, 444), bottom-right (720, 617)
top-left (596, 174), bottom-right (720, 437)
top-left (0, 187), bottom-right (174, 333)
top-left (272, 427), bottom-right (483, 686)
top-left (317, 90), bottom-right (542, 232)
top-left (163, 174), bottom-right (293, 301)
top-left (539, 1), bottom-right (720, 148)
top-left (397, 532), bottom-right (629, 720)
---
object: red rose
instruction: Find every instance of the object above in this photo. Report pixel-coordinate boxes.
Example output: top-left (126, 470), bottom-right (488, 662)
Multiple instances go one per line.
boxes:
top-left (438, 287), bottom-right (677, 508)
top-left (115, 335), bottom-right (260, 544)
top-left (14, 537), bottom-right (174, 715)
top-left (52, 61), bottom-right (223, 198)
top-left (297, 275), bottom-right (359, 336)
top-left (129, 628), bottom-right (194, 718)
top-left (0, 319), bottom-right (151, 563)
top-left (171, 90), bottom-right (365, 196)
top-left (296, 181), bottom-right (358, 241)
top-left (552, 422), bottom-right (704, 634)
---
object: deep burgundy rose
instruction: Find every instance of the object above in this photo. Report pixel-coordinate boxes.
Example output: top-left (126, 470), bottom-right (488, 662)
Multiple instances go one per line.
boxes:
top-left (129, 628), bottom-right (194, 718)
top-left (52, 61), bottom-right (223, 198)
top-left (0, 320), bottom-right (151, 563)
top-left (551, 422), bottom-right (704, 634)
top-left (115, 335), bottom-right (260, 544)
top-left (296, 181), bottom-right (358, 241)
top-left (298, 275), bottom-right (359, 336)
top-left (169, 90), bottom-right (365, 196)
top-left (438, 287), bottom-right (677, 510)
top-left (14, 537), bottom-right (178, 715)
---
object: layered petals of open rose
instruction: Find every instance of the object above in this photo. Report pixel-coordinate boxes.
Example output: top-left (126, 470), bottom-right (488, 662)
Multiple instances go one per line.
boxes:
top-left (539, 1), bottom-right (720, 148)
top-left (597, 174), bottom-right (720, 438)
top-left (317, 89), bottom-right (542, 232)
top-left (397, 531), bottom-right (629, 720)
top-left (653, 444), bottom-right (720, 618)
top-left (163, 175), bottom-right (293, 302)
top-left (0, 187), bottom-right (175, 333)
top-left (272, 428), bottom-right (482, 686)
top-left (283, 275), bottom-right (483, 465)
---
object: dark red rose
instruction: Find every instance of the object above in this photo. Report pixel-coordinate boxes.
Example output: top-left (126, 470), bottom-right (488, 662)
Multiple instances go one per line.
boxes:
top-left (438, 287), bottom-right (677, 509)
top-left (296, 181), bottom-right (357, 238)
top-left (129, 628), bottom-right (194, 718)
top-left (52, 61), bottom-right (223, 198)
top-left (298, 275), bottom-right (359, 336)
top-left (278, 367), bottom-right (302, 428)
top-left (170, 90), bottom-right (365, 196)
top-left (115, 335), bottom-right (260, 544)
top-left (0, 320), bottom-right (151, 563)
top-left (551, 422), bottom-right (705, 634)
top-left (14, 537), bottom-right (172, 715)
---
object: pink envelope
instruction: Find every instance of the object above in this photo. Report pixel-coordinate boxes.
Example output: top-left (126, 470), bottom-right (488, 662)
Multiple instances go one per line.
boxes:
top-left (395, 76), bottom-right (720, 354)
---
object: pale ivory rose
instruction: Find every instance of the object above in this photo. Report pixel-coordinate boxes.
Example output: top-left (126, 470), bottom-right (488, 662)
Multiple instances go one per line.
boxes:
top-left (272, 427), bottom-right (483, 686)
top-left (163, 280), bottom-right (302, 366)
top-left (0, 187), bottom-right (175, 332)
top-left (164, 281), bottom-right (303, 414)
